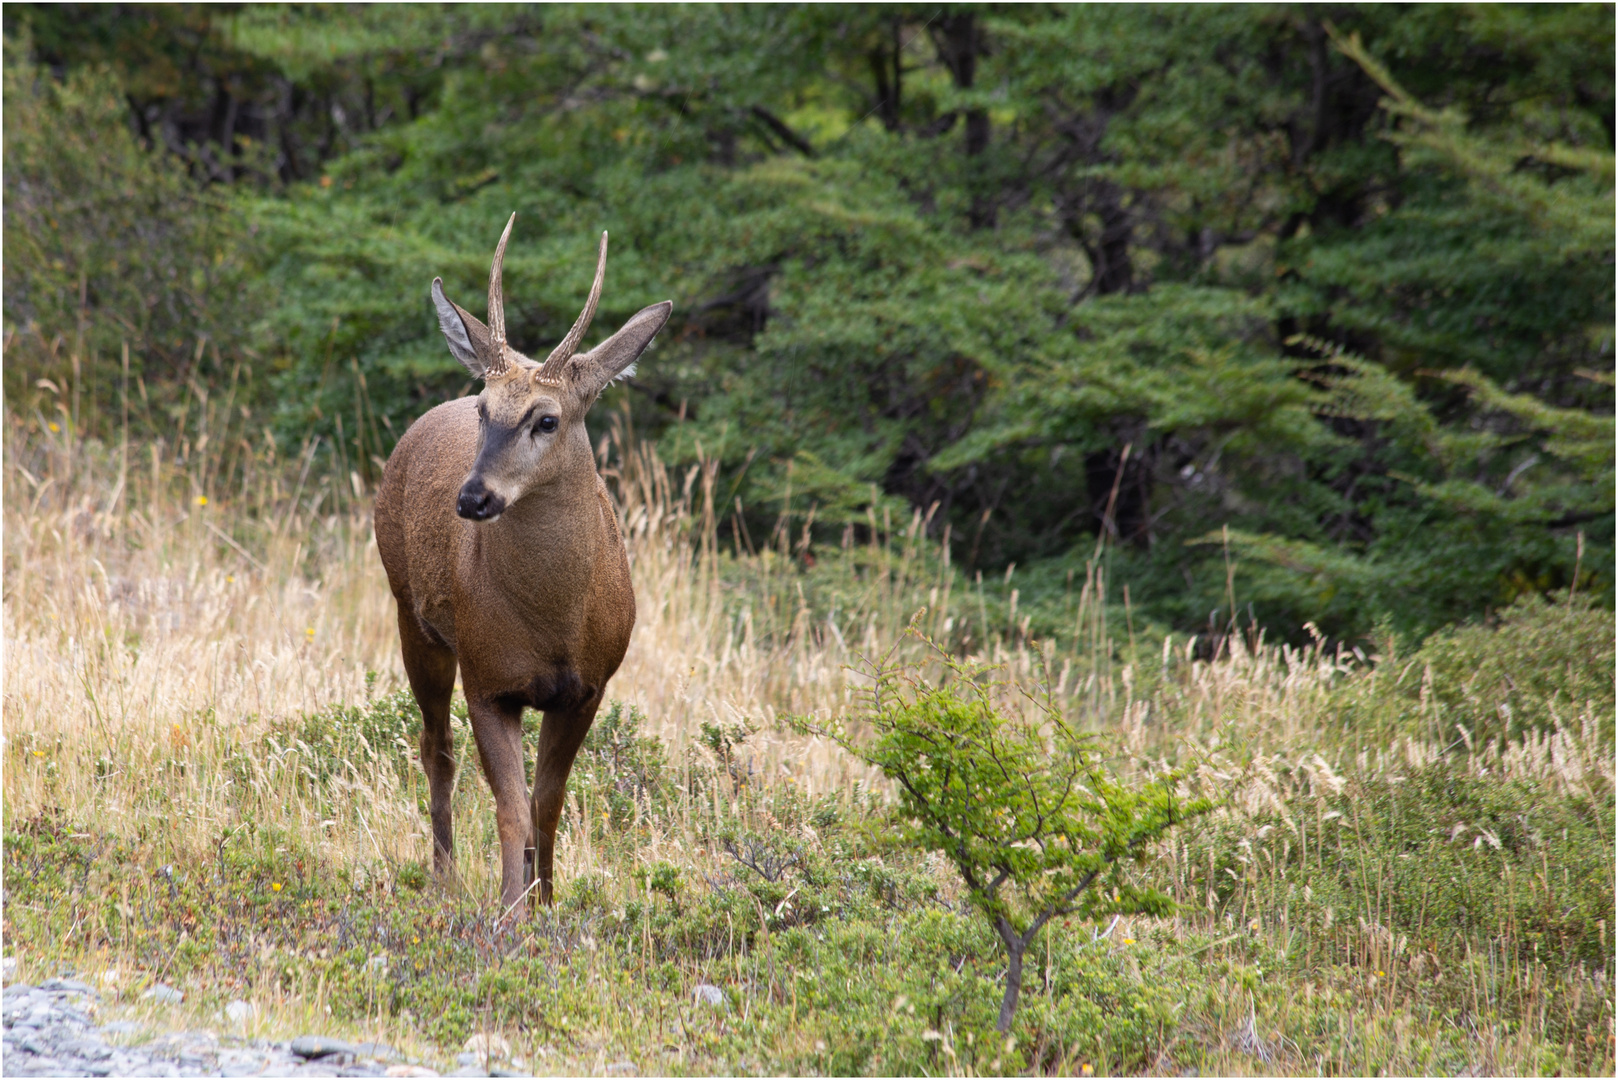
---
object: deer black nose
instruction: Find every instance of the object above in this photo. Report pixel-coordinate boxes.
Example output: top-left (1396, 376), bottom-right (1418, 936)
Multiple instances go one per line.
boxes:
top-left (456, 478), bottom-right (506, 521)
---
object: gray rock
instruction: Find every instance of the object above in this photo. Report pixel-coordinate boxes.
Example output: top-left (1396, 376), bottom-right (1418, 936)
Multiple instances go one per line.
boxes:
top-left (61, 1038), bottom-right (113, 1060)
top-left (292, 1036), bottom-right (358, 1060)
top-left (3, 984), bottom-right (37, 998)
top-left (224, 1001), bottom-right (256, 1024)
top-left (19, 1035), bottom-right (53, 1056)
top-left (141, 983), bottom-right (185, 1005)
top-left (39, 979), bottom-right (96, 996)
top-left (692, 983), bottom-right (727, 1009)
top-left (604, 1063), bottom-right (636, 1076)
top-left (446, 1069), bottom-right (488, 1079)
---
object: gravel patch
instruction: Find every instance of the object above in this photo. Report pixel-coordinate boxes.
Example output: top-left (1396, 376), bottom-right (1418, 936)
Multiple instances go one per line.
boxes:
top-left (0, 977), bottom-right (501, 1078)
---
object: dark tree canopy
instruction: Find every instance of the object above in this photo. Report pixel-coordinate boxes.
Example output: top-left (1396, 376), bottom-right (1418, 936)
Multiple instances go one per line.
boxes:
top-left (5, 3), bottom-right (1612, 642)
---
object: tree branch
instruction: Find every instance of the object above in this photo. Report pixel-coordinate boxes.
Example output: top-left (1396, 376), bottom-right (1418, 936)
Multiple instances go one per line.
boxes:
top-left (750, 106), bottom-right (815, 158)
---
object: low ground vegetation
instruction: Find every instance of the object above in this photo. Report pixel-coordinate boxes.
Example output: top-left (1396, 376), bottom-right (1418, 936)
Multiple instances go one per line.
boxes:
top-left (4, 421), bottom-right (1612, 1075)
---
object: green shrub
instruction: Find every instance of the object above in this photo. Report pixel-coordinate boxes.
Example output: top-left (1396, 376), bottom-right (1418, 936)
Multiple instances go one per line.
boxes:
top-left (812, 630), bottom-right (1212, 1031)
top-left (568, 701), bottom-right (670, 831)
top-left (1413, 592), bottom-right (1614, 741)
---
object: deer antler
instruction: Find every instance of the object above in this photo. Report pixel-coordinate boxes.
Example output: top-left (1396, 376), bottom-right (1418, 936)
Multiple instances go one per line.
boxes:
top-left (482, 213), bottom-right (518, 378)
top-left (539, 231), bottom-right (608, 381)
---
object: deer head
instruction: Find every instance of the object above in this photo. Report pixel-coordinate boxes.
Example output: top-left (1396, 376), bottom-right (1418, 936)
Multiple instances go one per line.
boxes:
top-left (430, 214), bottom-right (672, 521)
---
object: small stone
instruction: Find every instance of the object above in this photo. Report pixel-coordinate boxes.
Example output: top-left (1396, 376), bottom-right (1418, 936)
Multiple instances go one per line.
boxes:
top-left (141, 983), bottom-right (184, 1005)
top-left (59, 1006), bottom-right (96, 1027)
top-left (353, 1040), bottom-right (397, 1059)
top-left (293, 1035), bottom-right (359, 1059)
top-left (488, 1070), bottom-right (531, 1078)
top-left (692, 984), bottom-right (727, 1009)
top-left (455, 1053), bottom-right (479, 1067)
top-left (1, 957), bottom-right (16, 981)
top-left (61, 1037), bottom-right (114, 1060)
top-left (99, 1020), bottom-right (143, 1036)
top-left (446, 1069), bottom-right (488, 1079)
top-left (461, 1033), bottom-right (510, 1060)
top-left (2, 983), bottom-right (35, 998)
top-left (225, 1000), bottom-right (256, 1024)
top-left (605, 1063), bottom-right (637, 1076)
top-left (41, 977), bottom-right (97, 996)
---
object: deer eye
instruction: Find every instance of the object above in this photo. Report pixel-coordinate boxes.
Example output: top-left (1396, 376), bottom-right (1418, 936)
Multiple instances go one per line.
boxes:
top-left (537, 415), bottom-right (559, 434)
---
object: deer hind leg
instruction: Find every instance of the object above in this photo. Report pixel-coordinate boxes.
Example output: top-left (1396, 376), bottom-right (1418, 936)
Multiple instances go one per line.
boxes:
top-left (398, 610), bottom-right (459, 879)
top-left (465, 694), bottom-right (534, 912)
top-left (529, 691), bottom-right (602, 907)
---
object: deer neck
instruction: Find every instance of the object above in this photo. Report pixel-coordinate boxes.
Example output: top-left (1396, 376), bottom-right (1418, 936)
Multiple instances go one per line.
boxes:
top-left (470, 457), bottom-right (607, 617)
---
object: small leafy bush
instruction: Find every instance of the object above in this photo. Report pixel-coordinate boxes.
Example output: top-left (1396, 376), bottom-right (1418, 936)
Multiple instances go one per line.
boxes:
top-left (569, 701), bottom-right (669, 829)
top-left (263, 687), bottom-right (422, 789)
top-left (812, 631), bottom-right (1213, 1030)
top-left (1412, 592), bottom-right (1614, 741)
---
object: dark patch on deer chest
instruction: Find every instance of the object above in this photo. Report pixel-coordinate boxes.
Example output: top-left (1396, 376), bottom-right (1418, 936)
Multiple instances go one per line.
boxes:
top-left (502, 667), bottom-right (596, 714)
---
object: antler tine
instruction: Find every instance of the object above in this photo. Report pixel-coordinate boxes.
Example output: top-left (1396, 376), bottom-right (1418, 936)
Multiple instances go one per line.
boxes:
top-left (541, 231), bottom-right (609, 377)
top-left (484, 212), bottom-right (517, 376)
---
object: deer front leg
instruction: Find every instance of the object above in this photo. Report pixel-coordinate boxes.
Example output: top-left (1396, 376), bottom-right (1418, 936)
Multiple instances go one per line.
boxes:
top-left (397, 610), bottom-right (459, 878)
top-left (466, 695), bottom-right (533, 912)
top-left (529, 694), bottom-right (600, 906)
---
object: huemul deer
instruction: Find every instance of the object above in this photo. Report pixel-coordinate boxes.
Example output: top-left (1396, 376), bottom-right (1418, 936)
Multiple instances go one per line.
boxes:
top-left (375, 214), bottom-right (671, 909)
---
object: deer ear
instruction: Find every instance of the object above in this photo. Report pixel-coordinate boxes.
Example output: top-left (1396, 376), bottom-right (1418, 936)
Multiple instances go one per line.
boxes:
top-left (568, 301), bottom-right (673, 396)
top-left (432, 278), bottom-right (496, 378)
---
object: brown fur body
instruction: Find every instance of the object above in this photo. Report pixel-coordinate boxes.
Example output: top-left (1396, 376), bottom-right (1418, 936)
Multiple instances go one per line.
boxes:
top-left (374, 219), bottom-right (669, 908)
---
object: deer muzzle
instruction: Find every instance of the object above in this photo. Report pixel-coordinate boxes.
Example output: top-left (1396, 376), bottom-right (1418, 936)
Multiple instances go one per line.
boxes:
top-left (456, 476), bottom-right (507, 521)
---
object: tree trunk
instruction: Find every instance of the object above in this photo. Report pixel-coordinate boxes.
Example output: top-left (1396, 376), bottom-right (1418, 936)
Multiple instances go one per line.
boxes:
top-left (1093, 183), bottom-right (1134, 295)
top-left (868, 18), bottom-right (902, 132)
top-left (997, 938), bottom-right (1024, 1033)
top-left (934, 13), bottom-right (994, 229)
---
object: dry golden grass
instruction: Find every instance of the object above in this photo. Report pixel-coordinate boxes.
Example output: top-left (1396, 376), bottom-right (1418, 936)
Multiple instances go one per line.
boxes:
top-left (4, 412), bottom-right (1612, 1075)
top-left (1, 413), bottom-right (1153, 892)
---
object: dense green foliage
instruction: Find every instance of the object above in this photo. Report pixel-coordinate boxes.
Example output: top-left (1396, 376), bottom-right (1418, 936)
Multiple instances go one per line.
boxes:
top-left (4, 4), bottom-right (1612, 640)
top-left (1405, 592), bottom-right (1615, 743)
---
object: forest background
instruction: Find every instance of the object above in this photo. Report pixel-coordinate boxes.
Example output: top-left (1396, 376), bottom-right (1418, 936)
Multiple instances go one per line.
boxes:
top-left (6, 1), bottom-right (1612, 647)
